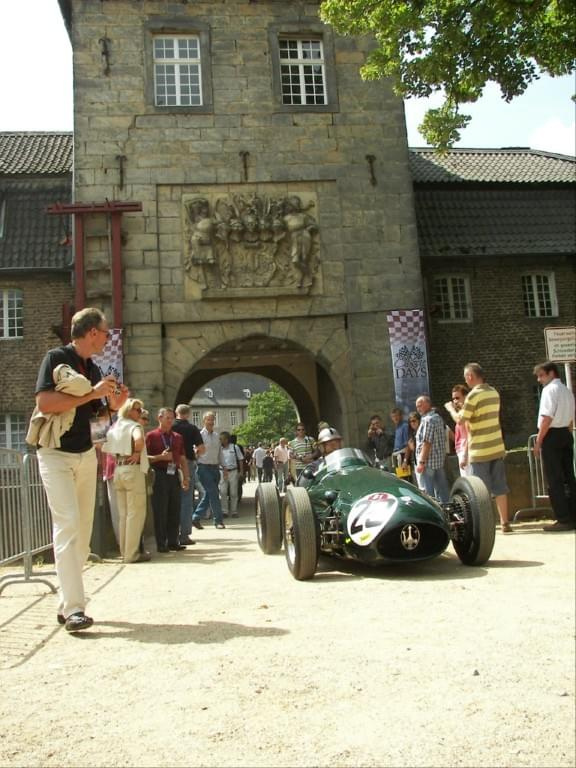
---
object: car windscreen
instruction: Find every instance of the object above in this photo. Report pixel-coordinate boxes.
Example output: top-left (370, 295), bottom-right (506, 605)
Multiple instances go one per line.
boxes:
top-left (323, 447), bottom-right (371, 472)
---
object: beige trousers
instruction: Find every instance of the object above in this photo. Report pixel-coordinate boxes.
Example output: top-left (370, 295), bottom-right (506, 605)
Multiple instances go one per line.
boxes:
top-left (37, 446), bottom-right (97, 618)
top-left (113, 465), bottom-right (147, 563)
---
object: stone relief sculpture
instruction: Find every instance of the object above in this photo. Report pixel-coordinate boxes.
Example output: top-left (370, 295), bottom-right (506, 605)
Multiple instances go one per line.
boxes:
top-left (186, 198), bottom-right (215, 265)
top-left (183, 193), bottom-right (320, 292)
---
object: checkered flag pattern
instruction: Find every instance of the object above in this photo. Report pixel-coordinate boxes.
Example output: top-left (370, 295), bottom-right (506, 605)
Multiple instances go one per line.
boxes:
top-left (386, 310), bottom-right (425, 345)
top-left (92, 328), bottom-right (124, 382)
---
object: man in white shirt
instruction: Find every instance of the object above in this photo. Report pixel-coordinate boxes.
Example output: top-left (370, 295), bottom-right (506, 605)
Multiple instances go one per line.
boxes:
top-left (533, 361), bottom-right (576, 532)
top-left (219, 431), bottom-right (244, 518)
top-left (273, 437), bottom-right (290, 492)
top-left (252, 442), bottom-right (267, 483)
top-left (192, 411), bottom-right (226, 530)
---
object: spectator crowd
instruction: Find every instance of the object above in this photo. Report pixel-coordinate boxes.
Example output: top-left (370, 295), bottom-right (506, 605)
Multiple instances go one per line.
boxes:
top-left (30, 307), bottom-right (575, 633)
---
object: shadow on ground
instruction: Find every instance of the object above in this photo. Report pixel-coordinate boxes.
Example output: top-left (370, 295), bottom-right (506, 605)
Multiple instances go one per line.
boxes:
top-left (70, 619), bottom-right (290, 644)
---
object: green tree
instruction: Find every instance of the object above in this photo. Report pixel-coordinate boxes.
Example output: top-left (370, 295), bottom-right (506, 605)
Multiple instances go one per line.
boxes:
top-left (320, 0), bottom-right (576, 149)
top-left (235, 384), bottom-right (298, 445)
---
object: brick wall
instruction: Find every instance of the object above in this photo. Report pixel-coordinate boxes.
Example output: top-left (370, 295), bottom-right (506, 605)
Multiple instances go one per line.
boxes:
top-left (422, 255), bottom-right (576, 446)
top-left (0, 275), bottom-right (72, 421)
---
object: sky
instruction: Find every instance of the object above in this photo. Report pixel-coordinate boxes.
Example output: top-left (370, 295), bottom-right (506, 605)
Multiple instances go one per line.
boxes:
top-left (1, 0), bottom-right (575, 156)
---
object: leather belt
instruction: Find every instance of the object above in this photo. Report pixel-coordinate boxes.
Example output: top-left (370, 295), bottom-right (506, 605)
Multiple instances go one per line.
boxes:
top-left (200, 463), bottom-right (219, 468)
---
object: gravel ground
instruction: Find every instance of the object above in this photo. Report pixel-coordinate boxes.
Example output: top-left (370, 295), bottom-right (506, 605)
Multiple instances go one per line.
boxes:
top-left (0, 481), bottom-right (574, 768)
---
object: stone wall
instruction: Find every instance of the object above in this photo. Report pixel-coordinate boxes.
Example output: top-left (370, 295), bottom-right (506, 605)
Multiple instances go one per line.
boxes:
top-left (69, 0), bottom-right (423, 441)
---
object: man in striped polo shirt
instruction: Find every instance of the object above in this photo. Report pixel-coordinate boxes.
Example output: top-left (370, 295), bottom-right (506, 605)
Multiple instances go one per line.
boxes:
top-left (446, 362), bottom-right (512, 533)
top-left (289, 423), bottom-right (316, 480)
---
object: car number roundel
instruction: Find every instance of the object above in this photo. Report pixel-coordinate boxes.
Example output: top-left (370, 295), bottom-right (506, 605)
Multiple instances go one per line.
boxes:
top-left (347, 492), bottom-right (398, 546)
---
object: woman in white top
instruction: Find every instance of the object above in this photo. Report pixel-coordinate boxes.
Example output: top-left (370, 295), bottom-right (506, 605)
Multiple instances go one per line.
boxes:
top-left (102, 398), bottom-right (150, 563)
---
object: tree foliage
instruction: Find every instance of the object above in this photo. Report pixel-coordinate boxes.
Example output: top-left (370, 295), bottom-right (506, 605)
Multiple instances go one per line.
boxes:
top-left (234, 384), bottom-right (298, 446)
top-left (320, 0), bottom-right (576, 149)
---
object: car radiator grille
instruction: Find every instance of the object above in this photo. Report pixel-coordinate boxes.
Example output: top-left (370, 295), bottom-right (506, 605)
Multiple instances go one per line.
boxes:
top-left (377, 523), bottom-right (449, 560)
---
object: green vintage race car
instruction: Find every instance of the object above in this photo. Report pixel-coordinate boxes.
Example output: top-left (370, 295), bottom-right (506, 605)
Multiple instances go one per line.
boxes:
top-left (255, 447), bottom-right (495, 580)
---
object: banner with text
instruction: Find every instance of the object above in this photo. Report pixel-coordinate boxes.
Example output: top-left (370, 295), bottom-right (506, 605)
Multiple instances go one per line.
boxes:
top-left (92, 328), bottom-right (123, 383)
top-left (386, 310), bottom-right (430, 413)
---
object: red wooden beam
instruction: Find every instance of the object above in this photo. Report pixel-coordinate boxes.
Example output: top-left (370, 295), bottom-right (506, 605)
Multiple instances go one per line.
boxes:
top-left (74, 213), bottom-right (85, 311)
top-left (46, 200), bottom-right (142, 319)
top-left (46, 201), bottom-right (142, 214)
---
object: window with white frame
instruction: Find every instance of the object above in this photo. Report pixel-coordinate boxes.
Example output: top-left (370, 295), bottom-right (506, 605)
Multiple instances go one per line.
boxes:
top-left (521, 273), bottom-right (558, 318)
top-left (0, 289), bottom-right (23, 338)
top-left (153, 35), bottom-right (202, 107)
top-left (230, 410), bottom-right (238, 427)
top-left (279, 38), bottom-right (327, 106)
top-left (0, 414), bottom-right (28, 452)
top-left (192, 410), bottom-right (201, 426)
top-left (432, 276), bottom-right (472, 321)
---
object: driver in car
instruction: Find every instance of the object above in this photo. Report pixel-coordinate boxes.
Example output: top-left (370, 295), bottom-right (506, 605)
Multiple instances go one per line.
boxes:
top-left (298, 427), bottom-right (343, 485)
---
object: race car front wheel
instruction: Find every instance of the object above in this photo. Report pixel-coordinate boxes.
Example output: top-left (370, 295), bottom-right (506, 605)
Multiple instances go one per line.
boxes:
top-left (283, 487), bottom-right (318, 580)
top-left (451, 475), bottom-right (496, 566)
top-left (255, 482), bottom-right (282, 554)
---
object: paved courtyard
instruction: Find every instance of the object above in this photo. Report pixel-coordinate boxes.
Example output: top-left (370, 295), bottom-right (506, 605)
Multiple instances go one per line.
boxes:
top-left (0, 481), bottom-right (574, 768)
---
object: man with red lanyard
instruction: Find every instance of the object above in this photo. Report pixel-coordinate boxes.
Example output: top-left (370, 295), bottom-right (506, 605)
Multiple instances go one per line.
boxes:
top-left (146, 407), bottom-right (190, 552)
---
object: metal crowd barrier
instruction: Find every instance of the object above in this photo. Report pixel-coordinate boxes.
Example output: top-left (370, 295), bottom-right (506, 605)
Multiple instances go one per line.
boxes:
top-left (0, 448), bottom-right (57, 595)
top-left (513, 434), bottom-right (553, 522)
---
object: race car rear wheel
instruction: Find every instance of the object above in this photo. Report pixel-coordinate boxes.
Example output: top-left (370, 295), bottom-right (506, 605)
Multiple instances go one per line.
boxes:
top-left (283, 487), bottom-right (318, 580)
top-left (255, 482), bottom-right (282, 554)
top-left (451, 475), bottom-right (495, 566)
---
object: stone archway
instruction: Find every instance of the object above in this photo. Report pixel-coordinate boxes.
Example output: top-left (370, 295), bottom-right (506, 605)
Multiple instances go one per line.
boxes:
top-left (171, 333), bottom-right (345, 438)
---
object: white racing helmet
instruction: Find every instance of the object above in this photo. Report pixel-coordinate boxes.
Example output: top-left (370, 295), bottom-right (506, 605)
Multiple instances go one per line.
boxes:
top-left (317, 427), bottom-right (342, 444)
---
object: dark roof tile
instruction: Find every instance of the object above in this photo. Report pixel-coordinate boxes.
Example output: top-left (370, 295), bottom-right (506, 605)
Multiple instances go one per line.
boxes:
top-left (0, 180), bottom-right (73, 271)
top-left (190, 373), bottom-right (270, 404)
top-left (0, 132), bottom-right (73, 175)
top-left (410, 147), bottom-right (576, 184)
top-left (415, 188), bottom-right (576, 258)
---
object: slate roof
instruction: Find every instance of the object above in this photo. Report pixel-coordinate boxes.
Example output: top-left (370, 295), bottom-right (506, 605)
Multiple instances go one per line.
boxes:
top-left (2, 132), bottom-right (574, 267)
top-left (410, 147), bottom-right (576, 184)
top-left (411, 148), bottom-right (576, 259)
top-left (0, 180), bottom-right (73, 271)
top-left (0, 132), bottom-right (73, 175)
top-left (0, 133), bottom-right (72, 271)
top-left (190, 373), bottom-right (270, 406)
top-left (415, 187), bottom-right (576, 258)
top-left (0, 131), bottom-right (73, 177)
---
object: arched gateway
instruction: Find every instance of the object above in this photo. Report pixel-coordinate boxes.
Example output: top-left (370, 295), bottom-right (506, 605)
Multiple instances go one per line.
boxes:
top-left (59, 0), bottom-right (426, 446)
top-left (172, 334), bottom-right (343, 438)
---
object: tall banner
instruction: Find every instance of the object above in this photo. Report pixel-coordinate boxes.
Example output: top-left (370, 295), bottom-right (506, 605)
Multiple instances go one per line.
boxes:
top-left (92, 328), bottom-right (124, 383)
top-left (386, 310), bottom-right (430, 413)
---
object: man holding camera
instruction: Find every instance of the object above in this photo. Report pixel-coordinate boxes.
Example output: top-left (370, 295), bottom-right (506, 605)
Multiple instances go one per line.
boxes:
top-left (34, 308), bottom-right (128, 633)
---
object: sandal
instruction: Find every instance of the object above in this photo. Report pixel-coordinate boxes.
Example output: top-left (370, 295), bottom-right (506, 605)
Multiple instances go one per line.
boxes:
top-left (501, 522), bottom-right (513, 533)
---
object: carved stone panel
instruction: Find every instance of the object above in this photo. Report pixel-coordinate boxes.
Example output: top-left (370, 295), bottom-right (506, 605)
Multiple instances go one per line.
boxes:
top-left (182, 191), bottom-right (321, 298)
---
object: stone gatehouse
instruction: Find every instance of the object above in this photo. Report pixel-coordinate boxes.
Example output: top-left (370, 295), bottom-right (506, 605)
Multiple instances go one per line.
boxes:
top-left (58, 0), bottom-right (423, 444)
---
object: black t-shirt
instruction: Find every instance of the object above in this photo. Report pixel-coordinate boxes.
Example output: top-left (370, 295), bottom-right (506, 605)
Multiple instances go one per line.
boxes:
top-left (262, 455), bottom-right (274, 471)
top-left (172, 418), bottom-right (204, 460)
top-left (35, 344), bottom-right (102, 453)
